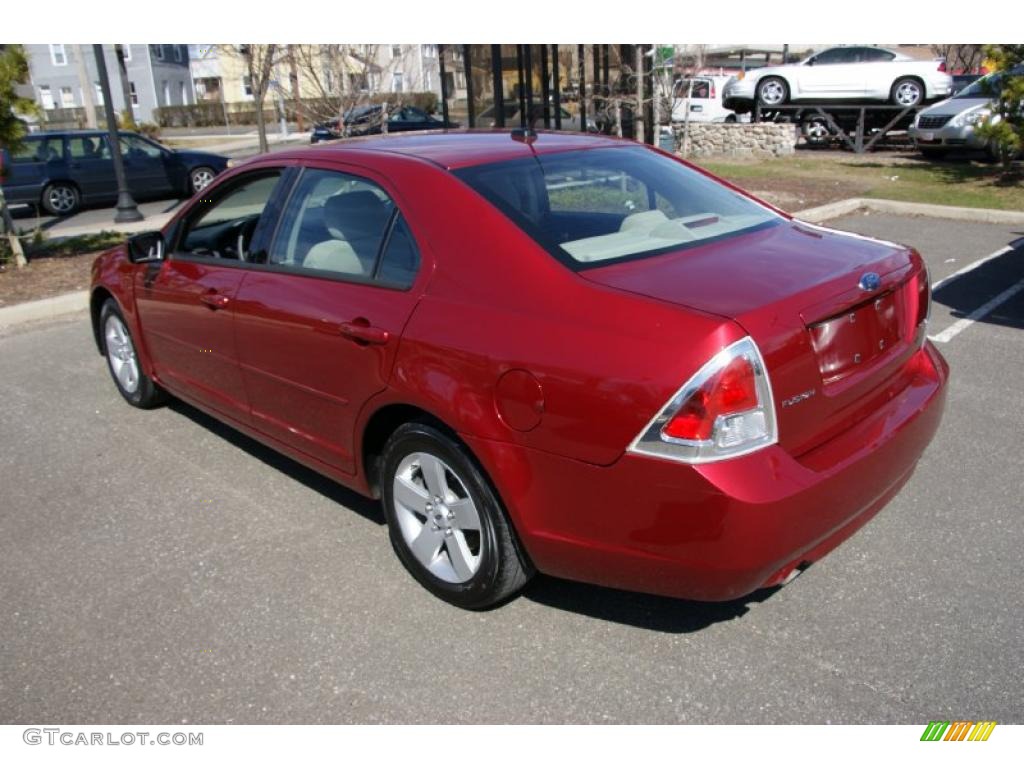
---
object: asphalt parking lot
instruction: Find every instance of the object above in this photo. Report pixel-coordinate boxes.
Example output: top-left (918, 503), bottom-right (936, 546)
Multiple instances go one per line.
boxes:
top-left (1, 213), bottom-right (1021, 724)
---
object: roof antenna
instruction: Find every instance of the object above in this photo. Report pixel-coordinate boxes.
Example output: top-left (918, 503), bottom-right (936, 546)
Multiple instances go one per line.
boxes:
top-left (511, 104), bottom-right (540, 146)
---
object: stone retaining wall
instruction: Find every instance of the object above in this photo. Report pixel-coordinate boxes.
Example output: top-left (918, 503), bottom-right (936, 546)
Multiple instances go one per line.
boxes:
top-left (673, 123), bottom-right (797, 159)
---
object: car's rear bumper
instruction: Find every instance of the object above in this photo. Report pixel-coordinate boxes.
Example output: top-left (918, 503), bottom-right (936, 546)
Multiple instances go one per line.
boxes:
top-left (466, 341), bottom-right (948, 601)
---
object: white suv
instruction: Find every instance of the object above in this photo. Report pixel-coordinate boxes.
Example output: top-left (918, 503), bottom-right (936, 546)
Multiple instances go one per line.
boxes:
top-left (671, 76), bottom-right (741, 123)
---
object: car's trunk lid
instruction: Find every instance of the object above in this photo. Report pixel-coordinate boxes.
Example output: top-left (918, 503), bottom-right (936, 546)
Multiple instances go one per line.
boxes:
top-left (582, 220), bottom-right (927, 456)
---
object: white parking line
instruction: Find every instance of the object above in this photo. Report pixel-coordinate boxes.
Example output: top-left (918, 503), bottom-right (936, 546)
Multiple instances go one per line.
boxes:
top-left (929, 278), bottom-right (1024, 344)
top-left (930, 245), bottom-right (1015, 292)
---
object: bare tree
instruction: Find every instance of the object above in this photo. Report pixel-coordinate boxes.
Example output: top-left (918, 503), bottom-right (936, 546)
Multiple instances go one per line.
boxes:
top-left (291, 45), bottom-right (421, 134)
top-left (930, 44), bottom-right (985, 73)
top-left (222, 44), bottom-right (284, 153)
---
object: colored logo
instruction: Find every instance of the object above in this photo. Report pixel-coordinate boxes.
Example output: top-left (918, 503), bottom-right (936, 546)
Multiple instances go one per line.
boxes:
top-left (859, 272), bottom-right (881, 292)
top-left (920, 721), bottom-right (997, 741)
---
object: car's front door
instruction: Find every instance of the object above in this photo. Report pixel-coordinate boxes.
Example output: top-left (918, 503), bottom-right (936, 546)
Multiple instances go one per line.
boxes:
top-left (231, 165), bottom-right (424, 474)
top-left (797, 47), bottom-right (861, 97)
top-left (119, 134), bottom-right (174, 198)
top-left (134, 168), bottom-right (288, 424)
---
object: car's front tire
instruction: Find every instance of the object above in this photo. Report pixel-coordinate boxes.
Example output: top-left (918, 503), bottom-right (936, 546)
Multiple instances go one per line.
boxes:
top-left (41, 181), bottom-right (80, 216)
top-left (381, 422), bottom-right (532, 609)
top-left (100, 299), bottom-right (165, 409)
top-left (756, 77), bottom-right (789, 107)
top-left (189, 166), bottom-right (217, 195)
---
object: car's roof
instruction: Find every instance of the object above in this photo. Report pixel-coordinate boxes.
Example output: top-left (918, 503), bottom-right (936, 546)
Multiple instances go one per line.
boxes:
top-left (280, 129), bottom-right (635, 170)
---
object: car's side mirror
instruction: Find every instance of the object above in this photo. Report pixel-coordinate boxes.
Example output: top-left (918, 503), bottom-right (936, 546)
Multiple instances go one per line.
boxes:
top-left (127, 231), bottom-right (165, 263)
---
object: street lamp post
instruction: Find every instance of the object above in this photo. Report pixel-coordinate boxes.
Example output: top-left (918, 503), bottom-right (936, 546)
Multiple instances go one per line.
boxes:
top-left (92, 44), bottom-right (143, 224)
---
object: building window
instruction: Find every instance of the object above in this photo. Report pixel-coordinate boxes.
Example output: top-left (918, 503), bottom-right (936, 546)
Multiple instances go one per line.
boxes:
top-left (129, 81), bottom-right (139, 106)
top-left (94, 83), bottom-right (105, 106)
top-left (421, 44), bottom-right (437, 59)
top-left (121, 44), bottom-right (132, 62)
top-left (152, 45), bottom-right (164, 61)
top-left (59, 86), bottom-right (75, 108)
top-left (49, 44), bottom-right (67, 67)
top-left (242, 75), bottom-right (253, 98)
top-left (174, 45), bottom-right (183, 62)
top-left (392, 72), bottom-right (404, 93)
top-left (39, 86), bottom-right (55, 110)
top-left (391, 45), bottom-right (402, 59)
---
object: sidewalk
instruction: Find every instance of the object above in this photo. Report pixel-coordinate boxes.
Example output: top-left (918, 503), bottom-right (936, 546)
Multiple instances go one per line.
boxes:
top-left (15, 199), bottom-right (183, 240)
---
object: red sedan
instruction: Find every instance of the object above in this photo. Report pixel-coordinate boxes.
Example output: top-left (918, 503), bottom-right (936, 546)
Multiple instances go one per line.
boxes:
top-left (89, 131), bottom-right (948, 609)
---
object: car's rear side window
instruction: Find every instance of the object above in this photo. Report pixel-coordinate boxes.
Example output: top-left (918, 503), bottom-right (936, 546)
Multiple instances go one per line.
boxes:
top-left (268, 167), bottom-right (419, 288)
top-left (10, 137), bottom-right (61, 163)
top-left (455, 146), bottom-right (779, 269)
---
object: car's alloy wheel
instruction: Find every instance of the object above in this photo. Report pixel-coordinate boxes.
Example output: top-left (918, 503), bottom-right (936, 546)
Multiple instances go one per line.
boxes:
top-left (381, 423), bottom-right (532, 608)
top-left (99, 300), bottom-right (165, 409)
top-left (757, 77), bottom-right (788, 107)
top-left (42, 182), bottom-right (79, 216)
top-left (802, 117), bottom-right (831, 146)
top-left (892, 78), bottom-right (923, 107)
top-left (190, 166), bottom-right (216, 194)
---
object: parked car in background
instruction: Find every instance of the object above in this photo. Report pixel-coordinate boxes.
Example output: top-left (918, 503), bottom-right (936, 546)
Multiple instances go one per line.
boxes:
top-left (671, 75), bottom-right (741, 123)
top-left (909, 66), bottom-right (1024, 158)
top-left (311, 105), bottom-right (456, 143)
top-left (89, 131), bottom-right (947, 609)
top-left (0, 130), bottom-right (227, 215)
top-left (310, 118), bottom-right (344, 143)
top-left (723, 46), bottom-right (952, 111)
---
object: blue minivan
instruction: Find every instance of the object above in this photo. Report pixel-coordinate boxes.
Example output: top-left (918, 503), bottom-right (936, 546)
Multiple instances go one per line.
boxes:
top-left (0, 130), bottom-right (229, 216)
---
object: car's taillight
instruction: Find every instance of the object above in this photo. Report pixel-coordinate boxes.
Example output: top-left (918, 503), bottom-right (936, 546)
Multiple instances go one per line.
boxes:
top-left (916, 265), bottom-right (931, 328)
top-left (709, 82), bottom-right (717, 99)
top-left (628, 337), bottom-right (777, 464)
top-left (937, 60), bottom-right (947, 73)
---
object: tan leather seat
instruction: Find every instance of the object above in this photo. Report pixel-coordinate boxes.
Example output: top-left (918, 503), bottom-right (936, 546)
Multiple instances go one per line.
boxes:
top-left (302, 190), bottom-right (391, 276)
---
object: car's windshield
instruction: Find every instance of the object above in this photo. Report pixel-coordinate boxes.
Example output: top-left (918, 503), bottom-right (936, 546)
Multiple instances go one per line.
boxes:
top-left (455, 146), bottom-right (779, 269)
top-left (954, 67), bottom-right (1024, 99)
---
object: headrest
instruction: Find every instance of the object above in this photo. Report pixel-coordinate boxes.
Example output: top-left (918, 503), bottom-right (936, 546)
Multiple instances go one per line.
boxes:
top-left (323, 190), bottom-right (391, 241)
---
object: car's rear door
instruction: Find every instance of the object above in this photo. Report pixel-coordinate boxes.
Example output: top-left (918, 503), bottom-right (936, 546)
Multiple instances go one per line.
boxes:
top-left (65, 134), bottom-right (116, 203)
top-left (1, 135), bottom-right (62, 206)
top-left (134, 167), bottom-right (290, 425)
top-left (231, 163), bottom-right (424, 474)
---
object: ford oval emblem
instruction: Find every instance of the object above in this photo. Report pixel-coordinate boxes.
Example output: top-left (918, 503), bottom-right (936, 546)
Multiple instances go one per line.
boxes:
top-left (859, 272), bottom-right (881, 292)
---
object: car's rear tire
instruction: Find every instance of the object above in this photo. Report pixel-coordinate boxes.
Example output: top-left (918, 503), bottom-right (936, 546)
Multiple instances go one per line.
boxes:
top-left (380, 422), bottom-right (532, 609)
top-left (100, 299), bottom-right (165, 409)
top-left (891, 77), bottom-right (924, 107)
top-left (189, 166), bottom-right (216, 195)
top-left (41, 182), bottom-right (80, 216)
top-left (756, 77), bottom-right (789, 107)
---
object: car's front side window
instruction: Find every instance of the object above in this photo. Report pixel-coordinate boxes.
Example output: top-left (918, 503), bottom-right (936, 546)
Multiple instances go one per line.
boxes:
top-left (268, 168), bottom-right (401, 281)
top-left (178, 171), bottom-right (283, 261)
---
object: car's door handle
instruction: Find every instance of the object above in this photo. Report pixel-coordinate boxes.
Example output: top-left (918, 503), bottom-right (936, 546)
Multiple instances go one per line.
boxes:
top-left (338, 320), bottom-right (389, 346)
top-left (200, 293), bottom-right (230, 310)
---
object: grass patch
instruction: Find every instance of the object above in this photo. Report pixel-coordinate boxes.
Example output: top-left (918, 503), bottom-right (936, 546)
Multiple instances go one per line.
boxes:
top-left (700, 153), bottom-right (1024, 212)
top-left (1, 230), bottom-right (125, 266)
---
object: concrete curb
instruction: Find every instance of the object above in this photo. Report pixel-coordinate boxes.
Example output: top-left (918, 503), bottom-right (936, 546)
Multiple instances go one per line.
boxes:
top-left (795, 197), bottom-right (1024, 225)
top-left (0, 290), bottom-right (88, 329)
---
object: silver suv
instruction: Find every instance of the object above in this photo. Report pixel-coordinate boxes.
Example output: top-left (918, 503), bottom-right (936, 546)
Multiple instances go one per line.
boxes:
top-left (909, 66), bottom-right (1024, 158)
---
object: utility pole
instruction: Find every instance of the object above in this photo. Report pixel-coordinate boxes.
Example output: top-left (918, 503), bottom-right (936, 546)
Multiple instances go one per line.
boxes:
top-left (93, 45), bottom-right (142, 223)
top-left (634, 45), bottom-right (645, 143)
top-left (115, 45), bottom-right (134, 125)
top-left (72, 44), bottom-right (98, 128)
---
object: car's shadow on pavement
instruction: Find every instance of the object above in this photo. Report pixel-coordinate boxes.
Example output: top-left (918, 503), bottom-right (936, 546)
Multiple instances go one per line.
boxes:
top-left (522, 575), bottom-right (781, 633)
top-left (167, 398), bottom-right (782, 630)
top-left (167, 399), bottom-right (385, 526)
top-left (933, 241), bottom-right (1024, 332)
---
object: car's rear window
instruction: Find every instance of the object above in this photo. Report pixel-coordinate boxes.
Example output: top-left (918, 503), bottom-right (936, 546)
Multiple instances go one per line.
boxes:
top-left (454, 146), bottom-right (779, 269)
